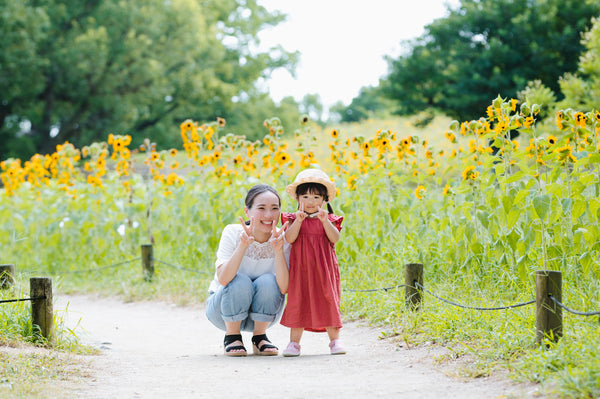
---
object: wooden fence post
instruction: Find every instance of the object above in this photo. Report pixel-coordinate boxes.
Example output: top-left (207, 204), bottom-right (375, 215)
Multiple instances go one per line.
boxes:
top-left (535, 270), bottom-right (562, 344)
top-left (0, 264), bottom-right (15, 289)
top-left (30, 277), bottom-right (54, 343)
top-left (141, 244), bottom-right (154, 281)
top-left (404, 263), bottom-right (423, 310)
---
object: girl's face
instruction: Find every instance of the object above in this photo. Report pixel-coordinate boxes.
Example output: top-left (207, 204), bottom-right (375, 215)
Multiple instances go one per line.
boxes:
top-left (245, 191), bottom-right (281, 237)
top-left (299, 191), bottom-right (324, 214)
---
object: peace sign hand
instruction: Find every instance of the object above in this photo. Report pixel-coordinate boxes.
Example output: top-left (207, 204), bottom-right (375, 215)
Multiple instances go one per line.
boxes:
top-left (295, 202), bottom-right (307, 222)
top-left (269, 221), bottom-right (289, 251)
top-left (317, 204), bottom-right (329, 222)
top-left (238, 216), bottom-right (255, 247)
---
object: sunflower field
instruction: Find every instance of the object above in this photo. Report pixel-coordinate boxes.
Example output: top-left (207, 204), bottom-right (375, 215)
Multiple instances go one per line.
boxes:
top-left (1, 96), bottom-right (600, 397)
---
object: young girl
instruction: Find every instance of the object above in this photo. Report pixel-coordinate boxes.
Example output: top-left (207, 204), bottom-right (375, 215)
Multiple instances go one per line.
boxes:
top-left (280, 168), bottom-right (346, 356)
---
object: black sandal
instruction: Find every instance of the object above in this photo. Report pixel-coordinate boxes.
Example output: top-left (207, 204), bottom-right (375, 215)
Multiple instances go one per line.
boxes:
top-left (224, 334), bottom-right (247, 357)
top-left (251, 334), bottom-right (278, 356)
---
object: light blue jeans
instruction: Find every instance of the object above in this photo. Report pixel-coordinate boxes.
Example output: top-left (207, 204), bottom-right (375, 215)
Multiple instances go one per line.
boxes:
top-left (206, 273), bottom-right (285, 332)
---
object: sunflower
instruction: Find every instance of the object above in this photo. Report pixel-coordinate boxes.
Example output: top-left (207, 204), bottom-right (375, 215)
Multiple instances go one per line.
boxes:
top-left (414, 185), bottom-right (425, 200)
top-left (347, 175), bottom-right (358, 189)
top-left (331, 129), bottom-right (339, 139)
top-left (556, 111), bottom-right (564, 130)
top-left (575, 112), bottom-right (587, 128)
top-left (554, 145), bottom-right (576, 164)
top-left (462, 165), bottom-right (478, 180)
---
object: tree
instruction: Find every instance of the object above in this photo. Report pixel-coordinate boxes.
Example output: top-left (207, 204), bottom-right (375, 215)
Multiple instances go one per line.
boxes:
top-left (0, 0), bottom-right (297, 158)
top-left (224, 94), bottom-right (303, 142)
top-left (557, 16), bottom-right (600, 112)
top-left (299, 93), bottom-right (324, 123)
top-left (333, 85), bottom-right (394, 123)
top-left (382, 0), bottom-right (600, 121)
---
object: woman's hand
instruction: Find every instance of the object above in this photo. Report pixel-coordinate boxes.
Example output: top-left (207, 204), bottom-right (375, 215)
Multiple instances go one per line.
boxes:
top-left (269, 221), bottom-right (288, 251)
top-left (238, 216), bottom-right (255, 247)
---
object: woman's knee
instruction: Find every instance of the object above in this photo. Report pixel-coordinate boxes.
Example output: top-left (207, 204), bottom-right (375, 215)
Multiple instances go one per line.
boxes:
top-left (252, 274), bottom-right (284, 313)
top-left (223, 273), bottom-right (253, 299)
top-left (220, 274), bottom-right (253, 316)
top-left (253, 273), bottom-right (280, 297)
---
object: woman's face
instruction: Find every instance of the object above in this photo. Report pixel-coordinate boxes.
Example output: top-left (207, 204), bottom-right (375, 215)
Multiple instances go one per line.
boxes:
top-left (245, 191), bottom-right (281, 236)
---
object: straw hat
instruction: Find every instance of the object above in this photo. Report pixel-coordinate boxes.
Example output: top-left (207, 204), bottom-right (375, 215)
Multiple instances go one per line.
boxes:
top-left (286, 169), bottom-right (336, 201)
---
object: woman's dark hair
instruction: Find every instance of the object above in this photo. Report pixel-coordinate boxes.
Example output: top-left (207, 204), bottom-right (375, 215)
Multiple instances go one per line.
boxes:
top-left (243, 184), bottom-right (281, 225)
top-left (296, 182), bottom-right (334, 213)
top-left (245, 184), bottom-right (281, 208)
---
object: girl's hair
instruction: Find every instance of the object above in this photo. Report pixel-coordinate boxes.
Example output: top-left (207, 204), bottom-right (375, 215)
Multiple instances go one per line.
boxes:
top-left (244, 184), bottom-right (281, 225)
top-left (296, 182), bottom-right (334, 213)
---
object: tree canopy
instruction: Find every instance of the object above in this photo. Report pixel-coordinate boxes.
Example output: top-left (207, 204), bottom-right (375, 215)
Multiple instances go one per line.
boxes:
top-left (0, 0), bottom-right (298, 158)
top-left (338, 0), bottom-right (600, 122)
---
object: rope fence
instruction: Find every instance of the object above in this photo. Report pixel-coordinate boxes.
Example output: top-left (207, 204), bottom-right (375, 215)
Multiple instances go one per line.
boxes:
top-left (550, 295), bottom-right (600, 325)
top-left (152, 257), bottom-right (212, 275)
top-left (57, 257), bottom-right (141, 275)
top-left (0, 277), bottom-right (54, 342)
top-left (343, 284), bottom-right (406, 293)
top-left (3, 252), bottom-right (599, 345)
top-left (415, 281), bottom-right (536, 311)
top-left (0, 296), bottom-right (46, 304)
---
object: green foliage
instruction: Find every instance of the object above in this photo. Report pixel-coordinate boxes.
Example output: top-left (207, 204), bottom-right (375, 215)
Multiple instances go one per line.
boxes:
top-left (2, 98), bottom-right (600, 397)
top-left (381, 0), bottom-right (600, 121)
top-left (517, 80), bottom-right (557, 120)
top-left (558, 16), bottom-right (600, 112)
top-left (0, 0), bottom-right (298, 158)
top-left (333, 85), bottom-right (396, 123)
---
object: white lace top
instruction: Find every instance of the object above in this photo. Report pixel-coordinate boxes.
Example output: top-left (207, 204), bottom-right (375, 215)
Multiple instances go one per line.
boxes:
top-left (208, 224), bottom-right (291, 293)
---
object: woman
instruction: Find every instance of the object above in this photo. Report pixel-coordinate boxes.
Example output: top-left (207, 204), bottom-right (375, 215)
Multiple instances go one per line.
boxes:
top-left (205, 184), bottom-right (290, 356)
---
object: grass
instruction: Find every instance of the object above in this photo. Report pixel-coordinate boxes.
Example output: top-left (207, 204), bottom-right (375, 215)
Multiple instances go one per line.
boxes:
top-left (0, 346), bottom-right (95, 399)
top-left (0, 282), bottom-right (97, 398)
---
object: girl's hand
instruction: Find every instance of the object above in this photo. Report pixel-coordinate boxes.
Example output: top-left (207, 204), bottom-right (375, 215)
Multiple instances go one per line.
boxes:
top-left (239, 216), bottom-right (255, 247)
top-left (269, 221), bottom-right (288, 251)
top-left (295, 202), bottom-right (307, 222)
top-left (317, 204), bottom-right (329, 222)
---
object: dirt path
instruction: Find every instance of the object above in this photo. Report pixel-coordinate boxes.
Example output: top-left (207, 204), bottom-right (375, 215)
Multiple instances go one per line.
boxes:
top-left (57, 295), bottom-right (541, 398)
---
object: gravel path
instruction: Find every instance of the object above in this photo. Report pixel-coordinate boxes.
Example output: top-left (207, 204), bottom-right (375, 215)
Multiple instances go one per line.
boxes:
top-left (57, 295), bottom-right (542, 398)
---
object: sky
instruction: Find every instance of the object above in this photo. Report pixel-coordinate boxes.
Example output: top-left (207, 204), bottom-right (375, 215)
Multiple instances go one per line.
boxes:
top-left (255, 0), bottom-right (460, 110)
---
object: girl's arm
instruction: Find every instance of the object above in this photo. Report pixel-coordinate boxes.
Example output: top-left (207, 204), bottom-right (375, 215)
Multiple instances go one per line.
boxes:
top-left (284, 218), bottom-right (302, 243)
top-left (317, 205), bottom-right (340, 244)
top-left (321, 217), bottom-right (341, 244)
top-left (284, 209), bottom-right (306, 244)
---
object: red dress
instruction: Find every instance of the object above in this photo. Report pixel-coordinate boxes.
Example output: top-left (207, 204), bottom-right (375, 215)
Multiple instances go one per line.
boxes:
top-left (280, 212), bottom-right (343, 332)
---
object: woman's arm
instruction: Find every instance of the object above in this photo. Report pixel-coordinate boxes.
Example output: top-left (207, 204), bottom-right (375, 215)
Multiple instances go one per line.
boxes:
top-left (216, 240), bottom-right (249, 286)
top-left (270, 222), bottom-right (289, 294)
top-left (216, 218), bottom-right (254, 286)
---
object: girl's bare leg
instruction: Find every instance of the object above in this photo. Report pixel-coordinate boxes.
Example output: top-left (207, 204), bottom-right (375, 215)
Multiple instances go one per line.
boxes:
top-left (290, 327), bottom-right (304, 343)
top-left (326, 326), bottom-right (340, 341)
